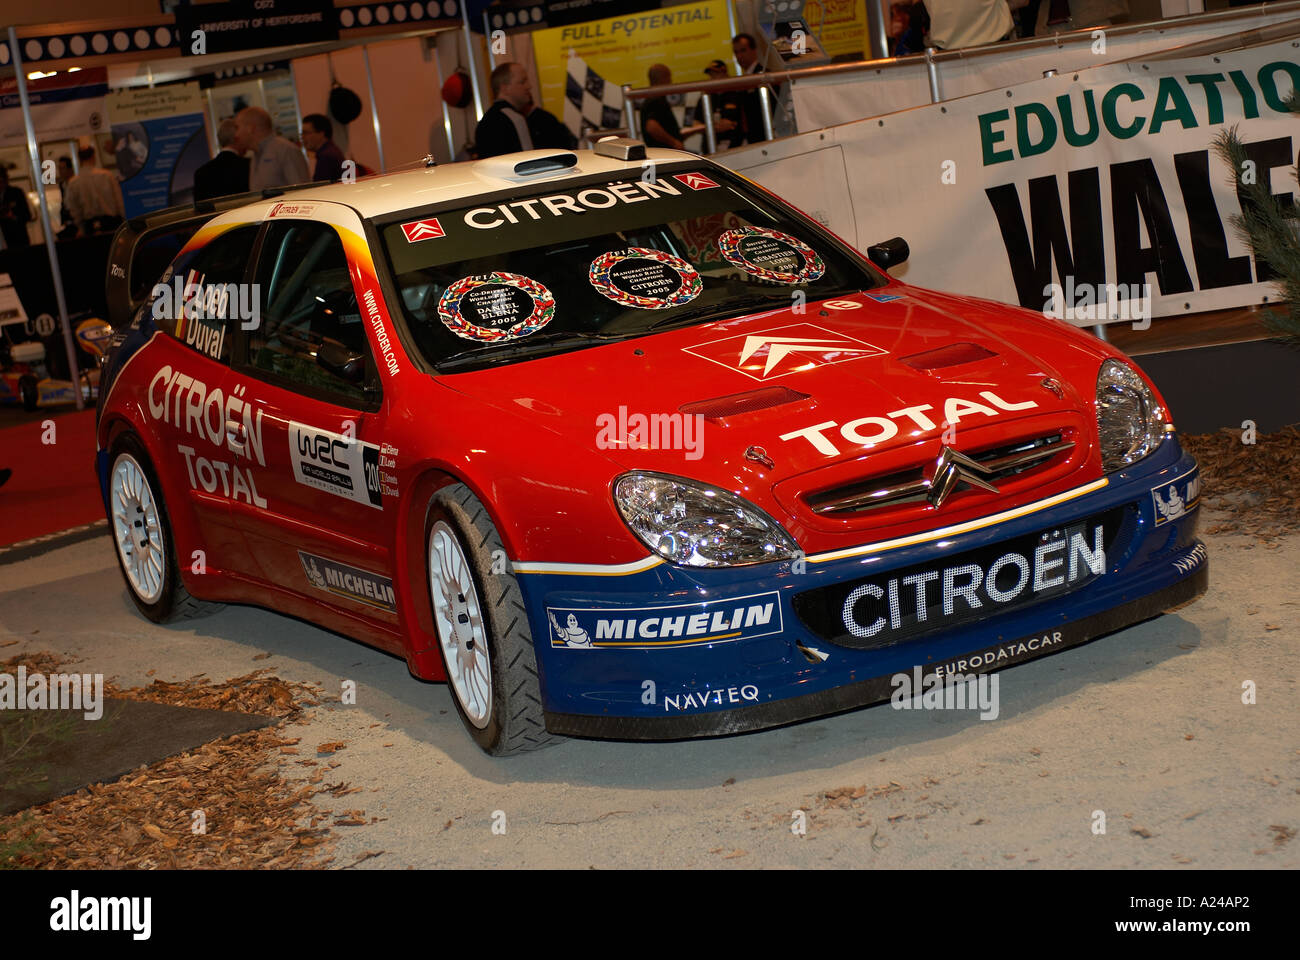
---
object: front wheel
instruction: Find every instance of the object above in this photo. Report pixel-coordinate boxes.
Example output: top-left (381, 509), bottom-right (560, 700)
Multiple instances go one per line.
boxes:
top-left (426, 483), bottom-right (560, 756)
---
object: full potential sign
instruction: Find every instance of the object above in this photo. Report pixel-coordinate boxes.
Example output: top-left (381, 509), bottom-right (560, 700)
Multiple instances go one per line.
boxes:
top-left (531, 0), bottom-right (733, 122)
top-left (722, 38), bottom-right (1300, 322)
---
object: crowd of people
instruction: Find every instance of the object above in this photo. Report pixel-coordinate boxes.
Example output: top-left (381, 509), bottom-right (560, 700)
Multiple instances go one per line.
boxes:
top-left (192, 105), bottom-right (348, 200)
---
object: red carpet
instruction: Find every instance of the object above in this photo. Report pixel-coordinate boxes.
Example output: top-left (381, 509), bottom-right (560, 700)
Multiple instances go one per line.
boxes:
top-left (0, 410), bottom-right (105, 546)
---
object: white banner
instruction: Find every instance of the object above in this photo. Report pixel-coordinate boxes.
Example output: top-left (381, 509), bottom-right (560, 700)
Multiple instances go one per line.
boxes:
top-left (0, 69), bottom-right (108, 149)
top-left (725, 39), bottom-right (1300, 322)
top-left (791, 7), bottom-right (1300, 132)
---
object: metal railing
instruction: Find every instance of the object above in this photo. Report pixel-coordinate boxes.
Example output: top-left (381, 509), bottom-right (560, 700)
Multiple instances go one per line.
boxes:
top-left (621, 1), bottom-right (1300, 144)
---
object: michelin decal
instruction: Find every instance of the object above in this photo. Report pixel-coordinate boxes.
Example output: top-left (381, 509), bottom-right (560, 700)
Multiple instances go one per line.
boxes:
top-left (547, 592), bottom-right (782, 649)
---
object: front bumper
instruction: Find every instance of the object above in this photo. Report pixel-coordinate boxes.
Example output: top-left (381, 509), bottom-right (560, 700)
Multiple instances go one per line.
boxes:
top-left (517, 436), bottom-right (1207, 740)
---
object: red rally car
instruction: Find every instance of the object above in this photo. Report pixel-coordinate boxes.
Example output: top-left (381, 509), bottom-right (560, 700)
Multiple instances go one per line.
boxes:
top-left (96, 140), bottom-right (1207, 755)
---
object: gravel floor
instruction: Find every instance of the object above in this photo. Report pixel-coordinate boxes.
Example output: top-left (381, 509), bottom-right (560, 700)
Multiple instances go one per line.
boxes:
top-left (1, 508), bottom-right (1295, 869)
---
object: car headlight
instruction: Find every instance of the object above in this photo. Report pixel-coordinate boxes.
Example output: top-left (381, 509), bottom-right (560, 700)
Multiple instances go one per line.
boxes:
top-left (613, 472), bottom-right (799, 567)
top-left (1096, 358), bottom-right (1166, 472)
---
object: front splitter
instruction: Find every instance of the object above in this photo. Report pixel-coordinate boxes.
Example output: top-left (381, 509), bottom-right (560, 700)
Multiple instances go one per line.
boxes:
top-left (544, 564), bottom-right (1208, 741)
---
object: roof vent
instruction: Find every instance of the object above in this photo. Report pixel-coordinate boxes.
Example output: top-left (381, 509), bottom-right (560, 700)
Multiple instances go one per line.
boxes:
top-left (474, 151), bottom-right (578, 181)
top-left (594, 137), bottom-right (646, 161)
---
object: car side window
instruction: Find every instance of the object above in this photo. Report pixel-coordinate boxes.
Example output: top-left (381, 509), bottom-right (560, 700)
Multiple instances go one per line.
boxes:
top-left (152, 224), bottom-right (258, 364)
top-left (248, 220), bottom-right (373, 404)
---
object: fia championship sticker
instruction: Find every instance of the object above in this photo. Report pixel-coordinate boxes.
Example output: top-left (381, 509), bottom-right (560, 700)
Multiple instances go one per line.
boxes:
top-left (438, 272), bottom-right (556, 342)
top-left (588, 247), bottom-right (702, 309)
top-left (717, 226), bottom-right (825, 284)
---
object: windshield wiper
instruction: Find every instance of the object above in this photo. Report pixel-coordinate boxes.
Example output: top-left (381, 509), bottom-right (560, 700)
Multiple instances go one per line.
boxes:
top-left (643, 295), bottom-right (793, 333)
top-left (436, 330), bottom-right (616, 371)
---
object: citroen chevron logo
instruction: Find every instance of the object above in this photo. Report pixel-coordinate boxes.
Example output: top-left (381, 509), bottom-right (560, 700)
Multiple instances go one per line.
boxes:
top-left (674, 173), bottom-right (719, 190)
top-left (401, 218), bottom-right (444, 242)
top-left (927, 446), bottom-right (999, 508)
top-left (682, 323), bottom-right (887, 380)
top-left (738, 335), bottom-right (873, 376)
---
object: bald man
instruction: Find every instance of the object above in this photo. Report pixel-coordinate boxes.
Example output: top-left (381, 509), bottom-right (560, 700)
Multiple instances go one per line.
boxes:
top-left (236, 106), bottom-right (308, 191)
top-left (640, 64), bottom-right (684, 150)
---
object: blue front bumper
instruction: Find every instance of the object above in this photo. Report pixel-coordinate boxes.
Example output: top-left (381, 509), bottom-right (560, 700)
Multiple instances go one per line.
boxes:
top-left (517, 437), bottom-right (1207, 739)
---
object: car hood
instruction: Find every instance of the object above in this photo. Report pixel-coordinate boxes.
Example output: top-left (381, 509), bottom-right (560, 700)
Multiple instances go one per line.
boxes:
top-left (434, 287), bottom-right (1109, 490)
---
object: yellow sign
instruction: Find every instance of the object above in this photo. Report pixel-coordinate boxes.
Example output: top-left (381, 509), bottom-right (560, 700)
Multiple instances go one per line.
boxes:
top-left (804, 0), bottom-right (870, 61)
top-left (532, 0), bottom-right (735, 121)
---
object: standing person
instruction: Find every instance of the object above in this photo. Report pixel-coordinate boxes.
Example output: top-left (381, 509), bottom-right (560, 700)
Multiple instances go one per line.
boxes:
top-left (193, 118), bottom-right (251, 201)
top-left (0, 167), bottom-right (32, 250)
top-left (475, 62), bottom-right (577, 159)
top-left (926, 0), bottom-right (1014, 49)
top-left (55, 155), bottom-right (76, 236)
top-left (301, 113), bottom-right (346, 183)
top-left (694, 60), bottom-right (743, 150)
top-left (235, 106), bottom-right (309, 191)
top-left (640, 64), bottom-right (686, 150)
top-left (62, 146), bottom-right (125, 236)
top-left (732, 33), bottom-right (773, 144)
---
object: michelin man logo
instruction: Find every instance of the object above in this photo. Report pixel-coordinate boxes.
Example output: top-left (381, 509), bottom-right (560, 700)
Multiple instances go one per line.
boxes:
top-left (1153, 486), bottom-right (1185, 521)
top-left (549, 611), bottom-right (594, 648)
top-left (1152, 471), bottom-right (1199, 526)
top-left (305, 557), bottom-right (327, 589)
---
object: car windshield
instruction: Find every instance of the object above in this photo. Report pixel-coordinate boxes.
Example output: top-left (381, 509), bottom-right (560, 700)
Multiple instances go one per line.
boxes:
top-left (376, 164), bottom-right (886, 372)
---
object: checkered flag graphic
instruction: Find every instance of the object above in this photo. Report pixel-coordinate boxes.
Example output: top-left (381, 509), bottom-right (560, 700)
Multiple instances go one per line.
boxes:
top-left (564, 55), bottom-right (625, 137)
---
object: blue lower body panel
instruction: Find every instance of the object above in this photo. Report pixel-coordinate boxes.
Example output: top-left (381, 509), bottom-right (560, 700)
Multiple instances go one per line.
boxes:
top-left (517, 437), bottom-right (1207, 740)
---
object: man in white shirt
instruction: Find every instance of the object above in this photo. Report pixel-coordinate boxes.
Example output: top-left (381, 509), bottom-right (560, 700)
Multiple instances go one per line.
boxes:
top-left (235, 106), bottom-right (309, 192)
top-left (926, 0), bottom-right (1015, 50)
top-left (63, 145), bottom-right (125, 237)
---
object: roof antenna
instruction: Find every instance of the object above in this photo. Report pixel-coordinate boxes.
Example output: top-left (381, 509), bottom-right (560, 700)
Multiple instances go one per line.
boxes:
top-left (423, 154), bottom-right (437, 168)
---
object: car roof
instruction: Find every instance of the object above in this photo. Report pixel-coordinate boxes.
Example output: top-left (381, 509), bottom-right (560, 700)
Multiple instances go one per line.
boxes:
top-left (250, 147), bottom-right (698, 220)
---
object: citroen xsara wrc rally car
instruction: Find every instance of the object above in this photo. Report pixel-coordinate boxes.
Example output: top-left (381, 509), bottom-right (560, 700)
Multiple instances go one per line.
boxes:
top-left (95, 140), bottom-right (1207, 755)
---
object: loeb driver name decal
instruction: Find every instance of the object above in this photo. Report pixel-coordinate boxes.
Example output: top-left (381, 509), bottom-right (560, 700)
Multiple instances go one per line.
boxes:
top-left (547, 592), bottom-right (782, 649)
top-left (589, 247), bottom-right (702, 309)
top-left (780, 390), bottom-right (1040, 456)
top-left (287, 421), bottom-right (383, 510)
top-left (1151, 465), bottom-right (1200, 525)
top-left (717, 226), bottom-right (825, 284)
top-left (438, 272), bottom-right (556, 342)
top-left (463, 178), bottom-right (682, 230)
top-left (298, 551), bottom-right (396, 612)
top-left (401, 218), bottom-right (445, 242)
top-left (842, 526), bottom-right (1105, 639)
top-left (683, 323), bottom-right (886, 381)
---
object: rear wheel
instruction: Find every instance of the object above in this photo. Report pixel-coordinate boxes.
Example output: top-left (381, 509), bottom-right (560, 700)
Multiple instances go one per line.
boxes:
top-left (108, 435), bottom-right (221, 623)
top-left (426, 483), bottom-right (560, 756)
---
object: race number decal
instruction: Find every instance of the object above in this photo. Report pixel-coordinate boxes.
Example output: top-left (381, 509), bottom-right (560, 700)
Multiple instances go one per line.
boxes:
top-left (437, 272), bottom-right (556, 342)
top-left (717, 227), bottom-right (825, 284)
top-left (588, 247), bottom-right (702, 309)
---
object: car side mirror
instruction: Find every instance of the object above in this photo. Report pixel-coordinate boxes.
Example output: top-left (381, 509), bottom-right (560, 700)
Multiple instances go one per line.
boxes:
top-left (867, 237), bottom-right (909, 269)
top-left (317, 341), bottom-right (366, 385)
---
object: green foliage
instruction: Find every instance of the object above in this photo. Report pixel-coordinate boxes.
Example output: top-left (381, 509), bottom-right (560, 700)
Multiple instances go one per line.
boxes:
top-left (1212, 95), bottom-right (1300, 345)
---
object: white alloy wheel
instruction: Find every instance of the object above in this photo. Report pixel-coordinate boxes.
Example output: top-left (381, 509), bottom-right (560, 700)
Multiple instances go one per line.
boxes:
top-left (111, 452), bottom-right (166, 605)
top-left (428, 519), bottom-right (493, 728)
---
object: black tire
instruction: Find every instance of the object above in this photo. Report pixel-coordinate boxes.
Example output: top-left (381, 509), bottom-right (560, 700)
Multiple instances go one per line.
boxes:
top-left (107, 433), bottom-right (222, 623)
top-left (19, 375), bottom-right (37, 412)
top-left (426, 483), bottom-right (561, 756)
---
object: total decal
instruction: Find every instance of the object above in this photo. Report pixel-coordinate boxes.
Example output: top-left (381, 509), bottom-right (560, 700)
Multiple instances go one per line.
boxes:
top-left (546, 592), bottom-right (783, 649)
top-left (147, 365), bottom-right (267, 507)
top-left (1151, 464), bottom-right (1200, 525)
top-left (287, 421), bottom-right (384, 510)
top-left (841, 526), bottom-right (1105, 640)
top-left (780, 390), bottom-right (1040, 456)
top-left (461, 177), bottom-right (685, 230)
top-left (298, 551), bottom-right (396, 612)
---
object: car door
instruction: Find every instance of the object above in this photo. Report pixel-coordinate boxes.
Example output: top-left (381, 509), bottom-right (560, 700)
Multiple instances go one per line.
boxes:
top-left (141, 222), bottom-right (260, 578)
top-left (228, 207), bottom-right (398, 627)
